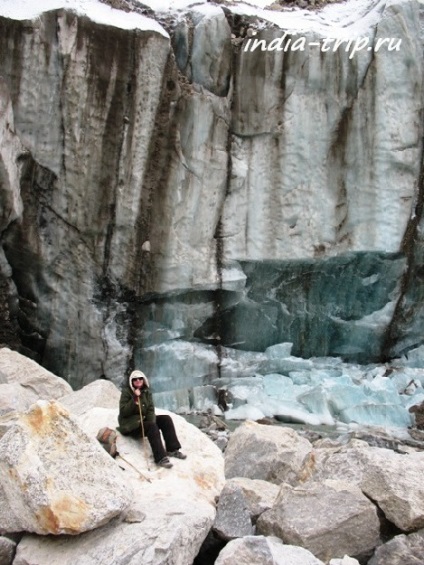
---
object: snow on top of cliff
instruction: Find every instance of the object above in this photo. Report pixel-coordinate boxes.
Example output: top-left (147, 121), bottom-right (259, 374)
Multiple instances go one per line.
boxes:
top-left (229, 0), bottom-right (388, 38)
top-left (141, 0), bottom-right (389, 37)
top-left (0, 0), bottom-right (168, 36)
top-left (0, 0), bottom-right (401, 38)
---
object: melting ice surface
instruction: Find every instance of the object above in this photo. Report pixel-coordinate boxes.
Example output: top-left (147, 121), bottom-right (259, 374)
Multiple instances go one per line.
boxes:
top-left (148, 341), bottom-right (424, 433)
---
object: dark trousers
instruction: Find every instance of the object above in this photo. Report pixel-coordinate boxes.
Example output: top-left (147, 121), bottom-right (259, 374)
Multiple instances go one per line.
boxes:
top-left (130, 415), bottom-right (181, 463)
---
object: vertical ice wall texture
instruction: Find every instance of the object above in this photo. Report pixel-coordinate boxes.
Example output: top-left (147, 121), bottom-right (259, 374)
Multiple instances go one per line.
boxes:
top-left (0, 0), bottom-right (423, 389)
top-left (0, 10), bottom-right (171, 387)
top-left (226, 12), bottom-right (421, 260)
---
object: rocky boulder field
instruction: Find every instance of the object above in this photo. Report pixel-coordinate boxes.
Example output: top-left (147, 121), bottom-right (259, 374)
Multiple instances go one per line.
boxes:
top-left (1, 346), bottom-right (424, 564)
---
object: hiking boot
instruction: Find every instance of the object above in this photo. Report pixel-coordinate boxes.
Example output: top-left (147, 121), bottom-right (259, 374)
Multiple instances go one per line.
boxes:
top-left (168, 450), bottom-right (187, 460)
top-left (157, 457), bottom-right (173, 469)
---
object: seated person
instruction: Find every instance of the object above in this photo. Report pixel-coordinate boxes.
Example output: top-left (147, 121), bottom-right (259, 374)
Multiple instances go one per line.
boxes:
top-left (118, 370), bottom-right (186, 469)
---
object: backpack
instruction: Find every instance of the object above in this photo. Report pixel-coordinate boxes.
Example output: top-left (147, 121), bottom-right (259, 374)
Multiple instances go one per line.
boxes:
top-left (96, 427), bottom-right (152, 482)
top-left (97, 427), bottom-right (119, 458)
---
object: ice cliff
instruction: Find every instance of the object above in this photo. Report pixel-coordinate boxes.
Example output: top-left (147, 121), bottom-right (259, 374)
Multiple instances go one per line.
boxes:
top-left (0, 0), bottom-right (423, 398)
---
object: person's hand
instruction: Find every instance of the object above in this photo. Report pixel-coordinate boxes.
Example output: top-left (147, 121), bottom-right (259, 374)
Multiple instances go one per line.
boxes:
top-left (134, 389), bottom-right (141, 397)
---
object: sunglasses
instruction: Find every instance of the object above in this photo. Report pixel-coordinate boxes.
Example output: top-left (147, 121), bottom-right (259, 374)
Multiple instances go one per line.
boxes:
top-left (132, 377), bottom-right (143, 381)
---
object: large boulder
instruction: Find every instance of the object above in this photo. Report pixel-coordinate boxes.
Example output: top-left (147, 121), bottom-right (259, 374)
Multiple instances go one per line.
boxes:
top-left (222, 477), bottom-right (279, 522)
top-left (329, 558), bottom-right (360, 565)
top-left (0, 400), bottom-right (131, 535)
top-left (13, 503), bottom-right (210, 565)
top-left (367, 529), bottom-right (424, 565)
top-left (224, 420), bottom-right (313, 484)
top-left (213, 481), bottom-right (255, 541)
top-left (0, 536), bottom-right (16, 565)
top-left (215, 536), bottom-right (325, 565)
top-left (0, 347), bottom-right (72, 415)
top-left (308, 440), bottom-right (424, 531)
top-left (0, 383), bottom-right (35, 420)
top-left (256, 479), bottom-right (381, 562)
top-left (361, 450), bottom-right (424, 532)
top-left (10, 378), bottom-right (225, 565)
top-left (59, 379), bottom-right (121, 415)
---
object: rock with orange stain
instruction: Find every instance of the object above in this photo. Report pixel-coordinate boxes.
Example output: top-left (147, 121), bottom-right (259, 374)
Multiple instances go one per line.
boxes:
top-left (0, 400), bottom-right (132, 535)
top-left (0, 361), bottom-right (225, 563)
top-left (6, 404), bottom-right (225, 565)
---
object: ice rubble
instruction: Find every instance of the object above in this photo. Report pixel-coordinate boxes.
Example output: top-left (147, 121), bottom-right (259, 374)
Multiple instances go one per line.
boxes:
top-left (149, 340), bottom-right (424, 431)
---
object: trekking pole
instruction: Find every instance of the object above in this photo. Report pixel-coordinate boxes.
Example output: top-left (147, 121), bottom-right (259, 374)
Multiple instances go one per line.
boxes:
top-left (136, 397), bottom-right (151, 471)
top-left (116, 454), bottom-right (152, 482)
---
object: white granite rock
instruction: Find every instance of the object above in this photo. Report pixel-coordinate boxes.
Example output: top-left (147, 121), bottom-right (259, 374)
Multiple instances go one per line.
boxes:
top-left (0, 348), bottom-right (73, 416)
top-left (0, 347), bottom-right (72, 395)
top-left (309, 440), bottom-right (424, 531)
top-left (213, 481), bottom-right (255, 540)
top-left (223, 477), bottom-right (280, 521)
top-left (224, 420), bottom-right (313, 484)
top-left (256, 479), bottom-right (381, 562)
top-left (59, 379), bottom-right (121, 415)
top-left (329, 557), bottom-right (360, 565)
top-left (0, 400), bottom-right (131, 535)
top-left (0, 536), bottom-right (16, 565)
top-left (215, 536), bottom-right (325, 565)
top-left (367, 528), bottom-right (424, 565)
top-left (10, 399), bottom-right (225, 564)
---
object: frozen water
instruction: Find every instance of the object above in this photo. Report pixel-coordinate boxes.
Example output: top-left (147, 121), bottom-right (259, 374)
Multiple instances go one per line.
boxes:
top-left (291, 387), bottom-right (336, 426)
top-left (139, 339), bottom-right (422, 430)
top-left (225, 405), bottom-right (266, 421)
top-left (339, 404), bottom-right (412, 428)
top-left (398, 345), bottom-right (424, 368)
top-left (153, 388), bottom-right (191, 413)
top-left (189, 385), bottom-right (217, 411)
top-left (263, 374), bottom-right (308, 400)
top-left (264, 343), bottom-right (293, 359)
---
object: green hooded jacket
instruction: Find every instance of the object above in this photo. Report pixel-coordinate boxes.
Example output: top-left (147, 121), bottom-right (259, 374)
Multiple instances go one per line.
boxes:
top-left (117, 370), bottom-right (156, 435)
